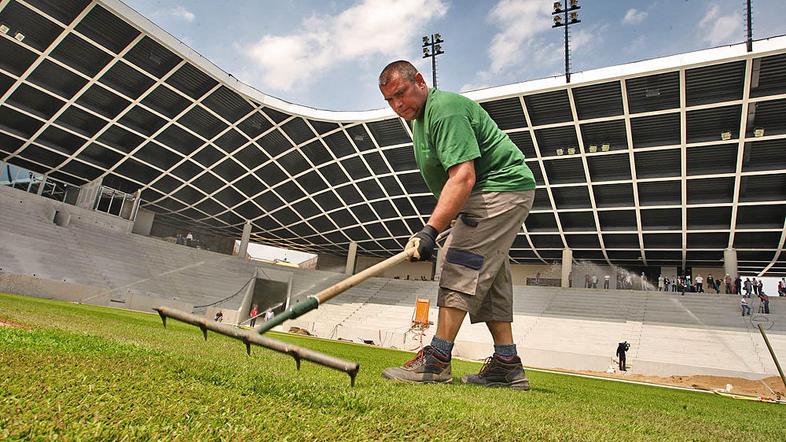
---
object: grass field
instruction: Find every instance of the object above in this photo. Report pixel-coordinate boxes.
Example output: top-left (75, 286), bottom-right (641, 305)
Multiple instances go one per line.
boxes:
top-left (1, 293), bottom-right (785, 441)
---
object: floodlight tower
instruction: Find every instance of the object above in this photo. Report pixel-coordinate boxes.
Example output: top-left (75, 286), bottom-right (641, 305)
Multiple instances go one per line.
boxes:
top-left (552, 1), bottom-right (582, 83)
top-left (422, 33), bottom-right (444, 89)
top-left (745, 0), bottom-right (753, 52)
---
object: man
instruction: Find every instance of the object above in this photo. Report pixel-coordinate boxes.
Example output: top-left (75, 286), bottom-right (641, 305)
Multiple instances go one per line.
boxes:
top-left (758, 292), bottom-right (770, 314)
top-left (378, 61), bottom-right (536, 390)
top-left (616, 341), bottom-right (630, 371)
top-left (740, 297), bottom-right (751, 316)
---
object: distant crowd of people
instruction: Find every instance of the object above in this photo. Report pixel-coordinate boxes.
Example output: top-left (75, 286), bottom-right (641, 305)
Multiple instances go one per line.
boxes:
top-left (578, 271), bottom-right (781, 318)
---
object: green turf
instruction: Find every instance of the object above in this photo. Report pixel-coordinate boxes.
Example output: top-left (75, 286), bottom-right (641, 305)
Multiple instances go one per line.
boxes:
top-left (1, 293), bottom-right (784, 441)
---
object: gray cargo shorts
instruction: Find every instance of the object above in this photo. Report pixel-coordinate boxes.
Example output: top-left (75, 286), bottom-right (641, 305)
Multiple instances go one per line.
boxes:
top-left (436, 190), bottom-right (534, 323)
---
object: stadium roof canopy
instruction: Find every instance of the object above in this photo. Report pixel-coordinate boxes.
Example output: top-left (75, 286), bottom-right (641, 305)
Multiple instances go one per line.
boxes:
top-left (1, 0), bottom-right (785, 276)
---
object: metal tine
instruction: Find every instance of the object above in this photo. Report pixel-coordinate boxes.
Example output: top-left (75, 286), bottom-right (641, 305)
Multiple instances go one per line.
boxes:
top-left (154, 306), bottom-right (360, 385)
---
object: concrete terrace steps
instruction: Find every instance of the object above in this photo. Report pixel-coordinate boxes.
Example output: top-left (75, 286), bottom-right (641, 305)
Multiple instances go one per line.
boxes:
top-left (0, 224), bottom-right (108, 287)
top-left (3, 195), bottom-right (785, 377)
top-left (290, 284), bottom-right (785, 378)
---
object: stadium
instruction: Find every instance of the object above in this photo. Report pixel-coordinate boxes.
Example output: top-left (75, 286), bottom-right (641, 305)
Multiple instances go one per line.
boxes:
top-left (1, 0), bottom-right (785, 439)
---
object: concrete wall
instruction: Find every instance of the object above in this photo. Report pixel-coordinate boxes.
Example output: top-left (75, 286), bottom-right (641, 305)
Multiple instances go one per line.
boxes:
top-left (148, 216), bottom-right (235, 254)
top-left (132, 208), bottom-right (155, 236)
top-left (315, 253), bottom-right (346, 273)
top-left (321, 253), bottom-right (568, 284)
top-left (356, 255), bottom-right (433, 280)
top-left (0, 272), bottom-right (191, 313)
top-left (510, 263), bottom-right (561, 285)
top-left (1, 184), bottom-right (134, 234)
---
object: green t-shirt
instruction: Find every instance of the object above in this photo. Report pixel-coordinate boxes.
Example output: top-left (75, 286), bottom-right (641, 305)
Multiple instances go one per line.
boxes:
top-left (411, 89), bottom-right (535, 198)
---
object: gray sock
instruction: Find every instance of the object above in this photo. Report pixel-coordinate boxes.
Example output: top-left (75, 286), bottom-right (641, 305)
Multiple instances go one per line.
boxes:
top-left (430, 336), bottom-right (453, 359)
top-left (494, 344), bottom-right (517, 358)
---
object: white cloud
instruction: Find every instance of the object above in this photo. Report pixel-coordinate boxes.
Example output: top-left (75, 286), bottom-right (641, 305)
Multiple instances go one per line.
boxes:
top-left (240, 0), bottom-right (448, 91)
top-left (474, 1), bottom-right (606, 85)
top-left (698, 4), bottom-right (741, 46)
top-left (170, 5), bottom-right (195, 23)
top-left (485, 0), bottom-right (552, 74)
top-left (622, 8), bottom-right (647, 25)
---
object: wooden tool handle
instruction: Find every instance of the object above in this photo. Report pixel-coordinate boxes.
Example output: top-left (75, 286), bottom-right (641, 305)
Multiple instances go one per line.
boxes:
top-left (313, 228), bottom-right (450, 305)
top-left (314, 248), bottom-right (415, 304)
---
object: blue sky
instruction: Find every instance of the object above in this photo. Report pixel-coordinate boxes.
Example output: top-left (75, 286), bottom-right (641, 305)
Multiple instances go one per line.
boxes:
top-left (123, 0), bottom-right (786, 111)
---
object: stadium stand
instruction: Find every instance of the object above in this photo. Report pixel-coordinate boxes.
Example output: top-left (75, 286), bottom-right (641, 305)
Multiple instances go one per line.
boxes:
top-left (1, 182), bottom-right (784, 379)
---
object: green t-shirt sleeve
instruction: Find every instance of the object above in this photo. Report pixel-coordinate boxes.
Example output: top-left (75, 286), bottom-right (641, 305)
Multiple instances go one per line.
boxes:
top-left (431, 113), bottom-right (481, 170)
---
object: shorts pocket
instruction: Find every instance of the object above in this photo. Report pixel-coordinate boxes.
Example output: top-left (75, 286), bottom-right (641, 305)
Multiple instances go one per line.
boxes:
top-left (439, 248), bottom-right (484, 296)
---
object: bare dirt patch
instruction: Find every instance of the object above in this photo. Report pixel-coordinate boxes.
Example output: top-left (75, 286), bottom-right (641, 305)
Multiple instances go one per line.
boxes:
top-left (0, 317), bottom-right (28, 329)
top-left (578, 370), bottom-right (785, 401)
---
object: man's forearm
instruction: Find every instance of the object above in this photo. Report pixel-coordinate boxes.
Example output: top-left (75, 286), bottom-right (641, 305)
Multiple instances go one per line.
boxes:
top-left (427, 174), bottom-right (474, 232)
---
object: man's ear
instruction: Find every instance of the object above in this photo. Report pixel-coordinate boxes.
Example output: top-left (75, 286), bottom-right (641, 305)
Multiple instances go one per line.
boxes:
top-left (415, 72), bottom-right (427, 88)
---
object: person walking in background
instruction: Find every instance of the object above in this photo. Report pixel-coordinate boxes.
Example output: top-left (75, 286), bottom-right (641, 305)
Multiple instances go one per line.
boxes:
top-left (249, 305), bottom-right (258, 327)
top-left (778, 278), bottom-right (785, 297)
top-left (751, 278), bottom-right (759, 296)
top-left (591, 274), bottom-right (599, 289)
top-left (744, 278), bottom-right (752, 297)
top-left (735, 275), bottom-right (742, 295)
top-left (616, 341), bottom-right (630, 371)
top-left (740, 297), bottom-right (751, 316)
top-left (604, 274), bottom-right (610, 290)
top-left (724, 274), bottom-right (732, 294)
top-left (658, 275), bottom-right (664, 291)
top-left (758, 292), bottom-right (770, 314)
top-left (695, 275), bottom-right (704, 293)
top-left (377, 60), bottom-right (536, 389)
top-left (707, 274), bottom-right (714, 293)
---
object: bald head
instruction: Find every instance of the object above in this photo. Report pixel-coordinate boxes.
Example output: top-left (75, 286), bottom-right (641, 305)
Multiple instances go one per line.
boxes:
top-left (379, 60), bottom-right (428, 121)
top-left (379, 60), bottom-right (419, 87)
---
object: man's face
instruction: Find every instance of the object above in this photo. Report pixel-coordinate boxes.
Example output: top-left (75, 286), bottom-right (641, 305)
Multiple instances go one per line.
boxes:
top-left (380, 72), bottom-right (428, 121)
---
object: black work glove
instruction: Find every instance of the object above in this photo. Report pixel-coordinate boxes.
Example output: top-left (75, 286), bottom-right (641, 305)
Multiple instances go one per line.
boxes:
top-left (406, 225), bottom-right (438, 261)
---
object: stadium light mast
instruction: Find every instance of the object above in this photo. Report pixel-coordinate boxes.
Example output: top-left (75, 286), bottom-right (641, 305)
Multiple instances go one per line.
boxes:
top-left (745, 0), bottom-right (753, 52)
top-left (552, 1), bottom-right (581, 83)
top-left (422, 33), bottom-right (444, 89)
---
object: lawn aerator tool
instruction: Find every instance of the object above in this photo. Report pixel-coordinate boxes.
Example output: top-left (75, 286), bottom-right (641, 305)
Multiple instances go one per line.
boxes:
top-left (155, 305), bottom-right (361, 385)
top-left (155, 228), bottom-right (449, 386)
